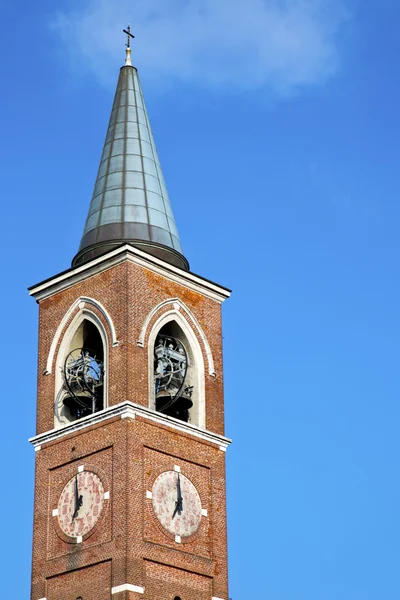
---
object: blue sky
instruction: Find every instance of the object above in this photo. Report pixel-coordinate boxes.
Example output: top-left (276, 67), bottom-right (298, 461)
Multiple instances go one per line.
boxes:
top-left (2, 0), bottom-right (400, 598)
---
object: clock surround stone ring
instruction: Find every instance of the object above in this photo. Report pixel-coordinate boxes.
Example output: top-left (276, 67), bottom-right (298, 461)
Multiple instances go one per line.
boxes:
top-left (151, 470), bottom-right (202, 538)
top-left (57, 470), bottom-right (105, 540)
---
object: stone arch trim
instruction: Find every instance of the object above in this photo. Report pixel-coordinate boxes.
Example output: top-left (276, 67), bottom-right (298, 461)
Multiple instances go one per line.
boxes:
top-left (146, 307), bottom-right (206, 428)
top-left (45, 296), bottom-right (118, 375)
top-left (53, 307), bottom-right (110, 428)
top-left (138, 298), bottom-right (215, 376)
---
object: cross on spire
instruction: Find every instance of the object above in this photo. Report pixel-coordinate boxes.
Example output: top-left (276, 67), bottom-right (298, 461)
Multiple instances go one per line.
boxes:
top-left (123, 25), bottom-right (135, 49)
top-left (123, 25), bottom-right (135, 66)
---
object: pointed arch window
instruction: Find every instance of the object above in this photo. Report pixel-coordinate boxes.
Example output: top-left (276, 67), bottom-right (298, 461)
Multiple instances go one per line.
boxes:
top-left (149, 314), bottom-right (205, 428)
top-left (54, 312), bottom-right (108, 429)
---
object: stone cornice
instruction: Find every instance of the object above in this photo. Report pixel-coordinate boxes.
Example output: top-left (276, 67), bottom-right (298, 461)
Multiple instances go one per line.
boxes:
top-left (29, 401), bottom-right (232, 452)
top-left (28, 245), bottom-right (231, 304)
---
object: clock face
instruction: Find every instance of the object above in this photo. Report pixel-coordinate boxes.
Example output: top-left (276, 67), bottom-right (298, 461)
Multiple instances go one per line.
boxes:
top-left (57, 471), bottom-right (104, 539)
top-left (152, 471), bottom-right (202, 538)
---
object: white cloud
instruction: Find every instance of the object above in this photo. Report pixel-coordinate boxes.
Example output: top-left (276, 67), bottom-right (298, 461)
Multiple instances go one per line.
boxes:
top-left (51, 0), bottom-right (349, 93)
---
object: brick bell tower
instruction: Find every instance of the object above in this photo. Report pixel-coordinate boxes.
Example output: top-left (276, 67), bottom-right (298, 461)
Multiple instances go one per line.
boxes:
top-left (28, 30), bottom-right (231, 600)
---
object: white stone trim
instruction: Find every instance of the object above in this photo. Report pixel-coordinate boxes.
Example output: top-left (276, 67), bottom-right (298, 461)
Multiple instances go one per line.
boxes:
top-left (45, 296), bottom-right (118, 375)
top-left (146, 490), bottom-right (153, 499)
top-left (111, 583), bottom-right (145, 594)
top-left (52, 508), bottom-right (58, 517)
top-left (138, 298), bottom-right (216, 376)
top-left (175, 534), bottom-right (181, 544)
top-left (201, 508), bottom-right (208, 517)
top-left (29, 245), bottom-right (231, 304)
top-left (212, 597), bottom-right (226, 600)
top-left (147, 310), bottom-right (206, 428)
top-left (38, 597), bottom-right (47, 600)
top-left (174, 465), bottom-right (181, 472)
top-left (121, 411), bottom-right (135, 419)
top-left (104, 491), bottom-right (110, 500)
top-left (53, 308), bottom-right (109, 430)
top-left (34, 445), bottom-right (41, 452)
top-left (78, 465), bottom-right (84, 473)
top-left (76, 535), bottom-right (83, 543)
top-left (29, 401), bottom-right (231, 451)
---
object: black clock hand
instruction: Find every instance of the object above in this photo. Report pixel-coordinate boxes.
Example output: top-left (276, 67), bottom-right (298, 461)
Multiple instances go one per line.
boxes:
top-left (177, 472), bottom-right (183, 515)
top-left (172, 473), bottom-right (184, 519)
top-left (72, 475), bottom-right (83, 521)
top-left (72, 475), bottom-right (78, 520)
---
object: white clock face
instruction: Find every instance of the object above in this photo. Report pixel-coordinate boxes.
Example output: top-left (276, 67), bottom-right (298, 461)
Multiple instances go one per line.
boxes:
top-left (57, 471), bottom-right (104, 538)
top-left (152, 471), bottom-right (202, 538)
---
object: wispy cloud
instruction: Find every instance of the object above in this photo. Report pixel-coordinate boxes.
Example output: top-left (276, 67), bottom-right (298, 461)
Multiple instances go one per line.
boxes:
top-left (51, 0), bottom-right (349, 94)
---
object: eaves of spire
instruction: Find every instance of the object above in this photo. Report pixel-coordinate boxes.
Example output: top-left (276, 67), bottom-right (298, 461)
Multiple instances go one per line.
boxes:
top-left (72, 52), bottom-right (188, 271)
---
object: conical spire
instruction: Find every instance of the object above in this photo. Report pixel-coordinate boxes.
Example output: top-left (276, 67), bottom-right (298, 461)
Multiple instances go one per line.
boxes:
top-left (72, 61), bottom-right (189, 271)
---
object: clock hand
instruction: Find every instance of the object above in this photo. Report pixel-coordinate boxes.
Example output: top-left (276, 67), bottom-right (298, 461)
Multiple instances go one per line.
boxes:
top-left (72, 475), bottom-right (78, 520)
top-left (177, 472), bottom-right (183, 515)
top-left (172, 472), bottom-right (184, 521)
top-left (72, 475), bottom-right (83, 521)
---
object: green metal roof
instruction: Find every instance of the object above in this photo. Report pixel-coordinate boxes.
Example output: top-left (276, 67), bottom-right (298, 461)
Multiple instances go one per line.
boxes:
top-left (72, 65), bottom-right (188, 271)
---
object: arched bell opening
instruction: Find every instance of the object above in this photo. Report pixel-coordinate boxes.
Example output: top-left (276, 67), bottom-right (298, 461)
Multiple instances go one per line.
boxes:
top-left (150, 315), bottom-right (205, 428)
top-left (54, 312), bottom-right (107, 429)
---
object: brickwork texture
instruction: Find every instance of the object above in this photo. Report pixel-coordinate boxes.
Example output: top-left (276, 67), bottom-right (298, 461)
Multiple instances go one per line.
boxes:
top-left (31, 257), bottom-right (229, 600)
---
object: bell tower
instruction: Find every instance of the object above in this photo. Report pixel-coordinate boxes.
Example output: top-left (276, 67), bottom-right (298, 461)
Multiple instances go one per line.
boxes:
top-left (29, 34), bottom-right (231, 600)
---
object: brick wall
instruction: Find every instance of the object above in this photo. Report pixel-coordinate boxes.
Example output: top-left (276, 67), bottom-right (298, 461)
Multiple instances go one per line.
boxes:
top-left (36, 260), bottom-right (225, 436)
top-left (31, 257), bottom-right (229, 600)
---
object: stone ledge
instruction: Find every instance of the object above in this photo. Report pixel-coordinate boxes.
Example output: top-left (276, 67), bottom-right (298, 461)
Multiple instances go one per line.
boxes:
top-left (29, 401), bottom-right (232, 452)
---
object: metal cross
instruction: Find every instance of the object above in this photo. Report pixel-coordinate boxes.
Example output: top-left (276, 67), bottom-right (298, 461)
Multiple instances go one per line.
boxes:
top-left (123, 25), bottom-right (135, 49)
